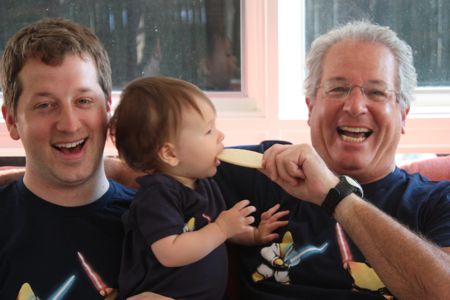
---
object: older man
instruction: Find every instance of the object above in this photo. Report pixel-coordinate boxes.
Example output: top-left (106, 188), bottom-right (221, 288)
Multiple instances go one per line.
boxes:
top-left (216, 21), bottom-right (450, 299)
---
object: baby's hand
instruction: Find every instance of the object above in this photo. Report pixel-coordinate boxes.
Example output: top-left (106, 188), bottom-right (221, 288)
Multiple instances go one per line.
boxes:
top-left (254, 203), bottom-right (289, 245)
top-left (215, 200), bottom-right (256, 239)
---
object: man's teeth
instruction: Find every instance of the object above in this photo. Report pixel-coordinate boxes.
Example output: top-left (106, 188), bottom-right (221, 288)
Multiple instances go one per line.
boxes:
top-left (338, 127), bottom-right (371, 143)
top-left (342, 135), bottom-right (366, 143)
top-left (340, 126), bottom-right (370, 133)
top-left (55, 139), bottom-right (85, 149)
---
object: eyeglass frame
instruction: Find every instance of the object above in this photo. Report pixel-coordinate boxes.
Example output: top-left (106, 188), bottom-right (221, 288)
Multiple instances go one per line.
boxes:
top-left (317, 79), bottom-right (399, 104)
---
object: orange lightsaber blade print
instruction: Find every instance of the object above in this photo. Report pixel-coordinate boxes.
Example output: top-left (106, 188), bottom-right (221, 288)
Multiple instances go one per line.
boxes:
top-left (336, 223), bottom-right (353, 266)
top-left (77, 251), bottom-right (108, 292)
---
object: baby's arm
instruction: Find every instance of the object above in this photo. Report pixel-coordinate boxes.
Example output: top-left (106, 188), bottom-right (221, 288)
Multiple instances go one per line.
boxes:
top-left (230, 203), bottom-right (289, 246)
top-left (151, 199), bottom-right (255, 267)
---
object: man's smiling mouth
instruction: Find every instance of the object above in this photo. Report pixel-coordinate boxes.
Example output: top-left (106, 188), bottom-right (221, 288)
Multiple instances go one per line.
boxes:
top-left (53, 138), bottom-right (86, 153)
top-left (337, 126), bottom-right (372, 143)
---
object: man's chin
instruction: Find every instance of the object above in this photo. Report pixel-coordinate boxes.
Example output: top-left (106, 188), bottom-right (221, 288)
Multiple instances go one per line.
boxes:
top-left (330, 155), bottom-right (369, 174)
top-left (50, 165), bottom-right (98, 186)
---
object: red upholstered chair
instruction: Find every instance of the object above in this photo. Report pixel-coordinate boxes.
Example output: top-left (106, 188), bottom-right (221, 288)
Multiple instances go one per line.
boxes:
top-left (400, 155), bottom-right (450, 181)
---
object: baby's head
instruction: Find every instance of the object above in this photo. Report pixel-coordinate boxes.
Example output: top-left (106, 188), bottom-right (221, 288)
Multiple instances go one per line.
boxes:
top-left (110, 76), bottom-right (222, 176)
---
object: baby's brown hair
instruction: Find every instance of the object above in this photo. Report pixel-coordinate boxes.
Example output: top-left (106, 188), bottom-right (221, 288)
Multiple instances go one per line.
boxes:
top-left (109, 76), bottom-right (214, 172)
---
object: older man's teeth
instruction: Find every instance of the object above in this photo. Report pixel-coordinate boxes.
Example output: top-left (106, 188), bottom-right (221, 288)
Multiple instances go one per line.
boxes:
top-left (340, 126), bottom-right (370, 133)
top-left (55, 139), bottom-right (85, 149)
top-left (338, 127), bottom-right (372, 143)
top-left (342, 135), bottom-right (366, 143)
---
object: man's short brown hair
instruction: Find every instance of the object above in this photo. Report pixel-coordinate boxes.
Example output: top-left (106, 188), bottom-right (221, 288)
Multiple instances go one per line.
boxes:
top-left (0, 18), bottom-right (112, 116)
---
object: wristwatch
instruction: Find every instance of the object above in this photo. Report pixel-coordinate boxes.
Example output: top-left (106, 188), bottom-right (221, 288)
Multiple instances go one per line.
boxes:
top-left (321, 175), bottom-right (363, 217)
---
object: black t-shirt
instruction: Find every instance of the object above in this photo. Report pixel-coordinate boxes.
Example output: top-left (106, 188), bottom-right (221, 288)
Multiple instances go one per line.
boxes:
top-left (214, 140), bottom-right (450, 300)
top-left (118, 173), bottom-right (228, 300)
top-left (0, 178), bottom-right (134, 299)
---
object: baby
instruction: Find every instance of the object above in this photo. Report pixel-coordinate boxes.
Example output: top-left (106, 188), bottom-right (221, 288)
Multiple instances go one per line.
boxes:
top-left (109, 76), bottom-right (287, 299)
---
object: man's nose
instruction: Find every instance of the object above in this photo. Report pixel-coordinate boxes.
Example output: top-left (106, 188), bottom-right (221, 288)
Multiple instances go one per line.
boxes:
top-left (56, 105), bottom-right (80, 132)
top-left (343, 86), bottom-right (369, 116)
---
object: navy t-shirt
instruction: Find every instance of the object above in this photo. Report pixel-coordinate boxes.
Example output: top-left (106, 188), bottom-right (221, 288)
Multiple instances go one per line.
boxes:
top-left (214, 140), bottom-right (450, 300)
top-left (0, 178), bottom-right (134, 299)
top-left (118, 173), bottom-right (228, 300)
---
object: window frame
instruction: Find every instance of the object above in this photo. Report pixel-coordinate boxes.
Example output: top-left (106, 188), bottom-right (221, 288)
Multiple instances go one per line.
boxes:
top-left (1, 0), bottom-right (450, 156)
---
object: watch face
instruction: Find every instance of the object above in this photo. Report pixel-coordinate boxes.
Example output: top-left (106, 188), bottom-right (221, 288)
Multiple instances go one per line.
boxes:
top-left (342, 175), bottom-right (363, 197)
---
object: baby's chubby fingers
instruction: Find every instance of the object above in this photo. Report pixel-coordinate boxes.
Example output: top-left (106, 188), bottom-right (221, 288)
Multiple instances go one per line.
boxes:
top-left (233, 199), bottom-right (256, 216)
top-left (260, 203), bottom-right (289, 221)
top-left (261, 203), bottom-right (282, 217)
top-left (244, 215), bottom-right (255, 226)
top-left (232, 199), bottom-right (251, 210)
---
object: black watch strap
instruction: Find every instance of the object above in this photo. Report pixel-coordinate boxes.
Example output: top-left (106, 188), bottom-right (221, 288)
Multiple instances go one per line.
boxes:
top-left (321, 175), bottom-right (363, 217)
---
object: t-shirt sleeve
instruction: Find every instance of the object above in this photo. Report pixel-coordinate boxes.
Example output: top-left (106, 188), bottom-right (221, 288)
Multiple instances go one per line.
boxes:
top-left (131, 184), bottom-right (186, 246)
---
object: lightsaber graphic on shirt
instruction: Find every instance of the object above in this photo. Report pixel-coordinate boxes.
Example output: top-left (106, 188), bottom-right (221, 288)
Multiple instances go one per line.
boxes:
top-left (335, 223), bottom-right (389, 297)
top-left (77, 251), bottom-right (109, 293)
top-left (284, 242), bottom-right (329, 267)
top-left (16, 275), bottom-right (76, 300)
top-left (48, 275), bottom-right (76, 300)
top-left (336, 223), bottom-right (352, 266)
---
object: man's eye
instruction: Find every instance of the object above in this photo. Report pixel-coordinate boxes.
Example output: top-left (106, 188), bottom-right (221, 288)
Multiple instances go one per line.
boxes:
top-left (78, 98), bottom-right (93, 105)
top-left (368, 89), bottom-right (387, 97)
top-left (328, 86), bottom-right (349, 94)
top-left (34, 102), bottom-right (52, 110)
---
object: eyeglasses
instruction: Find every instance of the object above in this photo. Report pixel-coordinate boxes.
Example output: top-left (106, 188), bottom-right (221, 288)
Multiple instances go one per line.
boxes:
top-left (318, 80), bottom-right (398, 103)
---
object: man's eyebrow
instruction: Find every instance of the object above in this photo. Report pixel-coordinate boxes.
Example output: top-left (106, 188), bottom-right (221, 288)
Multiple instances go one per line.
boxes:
top-left (366, 79), bottom-right (389, 85)
top-left (326, 78), bottom-right (390, 86)
top-left (34, 91), bottom-right (54, 97)
top-left (76, 87), bottom-right (100, 94)
top-left (326, 77), bottom-right (349, 83)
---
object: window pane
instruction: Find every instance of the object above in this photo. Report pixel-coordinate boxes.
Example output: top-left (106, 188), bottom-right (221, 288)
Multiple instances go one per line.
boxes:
top-left (0, 0), bottom-right (241, 91)
top-left (305, 0), bottom-right (450, 87)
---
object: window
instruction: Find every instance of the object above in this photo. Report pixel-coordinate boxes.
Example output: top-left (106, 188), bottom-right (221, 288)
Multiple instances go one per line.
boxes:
top-left (1, 0), bottom-right (449, 156)
top-left (304, 0), bottom-right (450, 115)
top-left (278, 0), bottom-right (450, 153)
top-left (0, 0), bottom-right (241, 92)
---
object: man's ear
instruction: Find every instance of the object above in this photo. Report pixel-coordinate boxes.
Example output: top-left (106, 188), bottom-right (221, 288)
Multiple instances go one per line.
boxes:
top-left (401, 105), bottom-right (410, 134)
top-left (158, 142), bottom-right (179, 167)
top-left (106, 96), bottom-right (112, 121)
top-left (2, 105), bottom-right (20, 140)
top-left (305, 96), bottom-right (313, 127)
top-left (106, 95), bottom-right (112, 112)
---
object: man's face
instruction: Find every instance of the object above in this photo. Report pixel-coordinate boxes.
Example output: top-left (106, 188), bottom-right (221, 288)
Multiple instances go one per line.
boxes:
top-left (3, 54), bottom-right (110, 188)
top-left (307, 40), bottom-right (408, 183)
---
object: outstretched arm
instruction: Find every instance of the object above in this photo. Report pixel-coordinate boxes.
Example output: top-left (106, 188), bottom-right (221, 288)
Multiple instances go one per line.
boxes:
top-left (0, 167), bottom-right (25, 186)
top-left (104, 157), bottom-right (144, 188)
top-left (261, 143), bottom-right (450, 300)
top-left (152, 199), bottom-right (256, 267)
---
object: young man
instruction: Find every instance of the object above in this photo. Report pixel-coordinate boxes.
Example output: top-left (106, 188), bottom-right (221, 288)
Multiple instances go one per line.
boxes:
top-left (0, 18), bottom-right (166, 300)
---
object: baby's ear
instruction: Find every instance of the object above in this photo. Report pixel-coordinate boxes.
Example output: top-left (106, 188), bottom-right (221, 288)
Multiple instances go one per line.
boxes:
top-left (158, 142), bottom-right (179, 167)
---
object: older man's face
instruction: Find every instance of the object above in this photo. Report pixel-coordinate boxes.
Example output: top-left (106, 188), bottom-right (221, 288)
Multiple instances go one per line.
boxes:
top-left (307, 40), bottom-right (408, 184)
